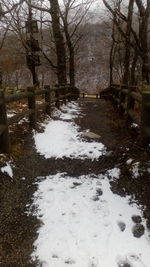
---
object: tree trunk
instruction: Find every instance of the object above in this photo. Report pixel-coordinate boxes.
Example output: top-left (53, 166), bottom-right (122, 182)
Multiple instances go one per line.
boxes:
top-left (64, 25), bottom-right (75, 87)
top-left (109, 18), bottom-right (116, 85)
top-left (69, 46), bottom-right (75, 87)
top-left (136, 0), bottom-right (150, 84)
top-left (130, 48), bottom-right (138, 85)
top-left (50, 0), bottom-right (67, 84)
top-left (123, 0), bottom-right (134, 85)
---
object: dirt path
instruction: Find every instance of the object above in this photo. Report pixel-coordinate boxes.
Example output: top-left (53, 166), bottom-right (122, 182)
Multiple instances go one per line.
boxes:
top-left (0, 99), bottom-right (150, 266)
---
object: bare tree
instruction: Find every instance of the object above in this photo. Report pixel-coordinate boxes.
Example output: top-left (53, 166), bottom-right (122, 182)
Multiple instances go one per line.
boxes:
top-left (59, 0), bottom-right (92, 87)
top-left (136, 0), bottom-right (150, 83)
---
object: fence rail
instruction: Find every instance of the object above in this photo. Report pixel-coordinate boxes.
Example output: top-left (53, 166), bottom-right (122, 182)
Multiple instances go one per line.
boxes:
top-left (0, 84), bottom-right (75, 153)
top-left (100, 84), bottom-right (150, 146)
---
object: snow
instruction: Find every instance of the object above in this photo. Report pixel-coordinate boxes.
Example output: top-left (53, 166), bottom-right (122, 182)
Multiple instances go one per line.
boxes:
top-left (34, 102), bottom-right (106, 160)
top-left (31, 173), bottom-right (150, 267)
top-left (131, 123), bottom-right (139, 128)
top-left (126, 158), bottom-right (133, 165)
top-left (131, 163), bottom-right (140, 179)
top-left (53, 102), bottom-right (82, 120)
top-left (7, 112), bottom-right (16, 118)
top-left (1, 162), bottom-right (13, 178)
top-left (107, 168), bottom-right (121, 180)
top-left (18, 118), bottom-right (28, 124)
top-left (34, 120), bottom-right (105, 159)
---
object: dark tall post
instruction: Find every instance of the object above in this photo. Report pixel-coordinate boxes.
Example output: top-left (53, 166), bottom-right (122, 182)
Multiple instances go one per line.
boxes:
top-left (126, 85), bottom-right (135, 124)
top-left (0, 70), bottom-right (2, 88)
top-left (28, 0), bottom-right (36, 85)
top-left (44, 85), bottom-right (51, 115)
top-left (0, 90), bottom-right (10, 153)
top-left (55, 85), bottom-right (60, 109)
top-left (27, 86), bottom-right (36, 128)
top-left (119, 85), bottom-right (126, 116)
top-left (141, 91), bottom-right (150, 146)
top-left (26, 0), bottom-right (40, 86)
top-left (63, 86), bottom-right (67, 105)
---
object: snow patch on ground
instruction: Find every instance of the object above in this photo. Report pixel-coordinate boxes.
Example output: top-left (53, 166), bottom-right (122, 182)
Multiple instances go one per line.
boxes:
top-left (131, 123), bottom-right (139, 129)
top-left (107, 168), bottom-right (121, 180)
top-left (34, 120), bottom-right (106, 160)
top-left (1, 162), bottom-right (13, 178)
top-left (53, 102), bottom-right (82, 120)
top-left (34, 101), bottom-right (106, 159)
top-left (126, 158), bottom-right (133, 165)
top-left (30, 173), bottom-right (150, 267)
top-left (131, 162), bottom-right (140, 179)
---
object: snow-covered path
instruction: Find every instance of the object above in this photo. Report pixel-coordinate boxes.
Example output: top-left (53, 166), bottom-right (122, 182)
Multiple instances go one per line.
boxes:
top-left (30, 102), bottom-right (150, 267)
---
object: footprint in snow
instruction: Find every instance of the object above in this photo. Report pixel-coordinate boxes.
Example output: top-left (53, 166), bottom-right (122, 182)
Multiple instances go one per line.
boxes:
top-left (70, 182), bottom-right (82, 189)
top-left (92, 195), bottom-right (99, 201)
top-left (89, 261), bottom-right (97, 267)
top-left (118, 263), bottom-right (131, 267)
top-left (40, 261), bottom-right (49, 267)
top-left (64, 259), bottom-right (75, 264)
top-left (117, 254), bottom-right (146, 267)
top-left (96, 188), bottom-right (103, 196)
top-left (132, 223), bottom-right (145, 238)
top-left (52, 254), bottom-right (59, 259)
top-left (131, 215), bottom-right (142, 224)
top-left (117, 221), bottom-right (126, 232)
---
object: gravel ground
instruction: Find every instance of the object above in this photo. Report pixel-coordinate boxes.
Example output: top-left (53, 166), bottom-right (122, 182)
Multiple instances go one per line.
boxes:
top-left (0, 99), bottom-right (150, 266)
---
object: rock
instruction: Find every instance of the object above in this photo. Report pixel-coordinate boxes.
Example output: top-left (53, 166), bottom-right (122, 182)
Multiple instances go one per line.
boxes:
top-left (132, 223), bottom-right (145, 238)
top-left (82, 132), bottom-right (101, 139)
top-left (131, 215), bottom-right (142, 224)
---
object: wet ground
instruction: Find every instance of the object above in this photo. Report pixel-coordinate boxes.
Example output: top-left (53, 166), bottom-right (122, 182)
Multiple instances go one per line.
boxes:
top-left (0, 99), bottom-right (150, 266)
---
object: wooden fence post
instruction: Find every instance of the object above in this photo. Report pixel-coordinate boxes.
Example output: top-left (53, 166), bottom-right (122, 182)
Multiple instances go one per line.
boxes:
top-left (63, 86), bottom-right (67, 105)
top-left (68, 85), bottom-right (72, 102)
top-left (141, 90), bottom-right (150, 146)
top-left (55, 85), bottom-right (60, 109)
top-left (111, 85), bottom-right (117, 107)
top-left (119, 85), bottom-right (126, 116)
top-left (27, 86), bottom-right (36, 128)
top-left (0, 90), bottom-right (10, 153)
top-left (44, 85), bottom-right (51, 116)
top-left (126, 86), bottom-right (135, 124)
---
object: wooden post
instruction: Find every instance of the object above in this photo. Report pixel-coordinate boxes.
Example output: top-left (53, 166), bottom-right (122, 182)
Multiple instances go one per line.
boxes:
top-left (55, 85), bottom-right (60, 109)
top-left (63, 86), bottom-right (67, 105)
top-left (141, 91), bottom-right (150, 146)
top-left (27, 86), bottom-right (36, 128)
top-left (111, 86), bottom-right (117, 108)
top-left (44, 85), bottom-right (51, 115)
top-left (126, 85), bottom-right (135, 124)
top-left (0, 90), bottom-right (10, 153)
top-left (119, 85), bottom-right (126, 116)
top-left (67, 85), bottom-right (71, 102)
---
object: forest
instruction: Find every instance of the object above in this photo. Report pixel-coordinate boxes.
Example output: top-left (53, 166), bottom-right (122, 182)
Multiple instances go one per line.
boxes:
top-left (0, 0), bottom-right (149, 94)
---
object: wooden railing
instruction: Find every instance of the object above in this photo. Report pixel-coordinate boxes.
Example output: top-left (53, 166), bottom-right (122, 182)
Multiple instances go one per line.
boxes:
top-left (0, 84), bottom-right (75, 154)
top-left (101, 84), bottom-right (150, 145)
